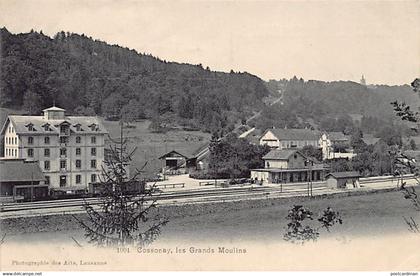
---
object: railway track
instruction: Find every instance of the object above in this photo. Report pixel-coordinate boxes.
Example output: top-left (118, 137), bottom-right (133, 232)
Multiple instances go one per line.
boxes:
top-left (0, 183), bottom-right (327, 213)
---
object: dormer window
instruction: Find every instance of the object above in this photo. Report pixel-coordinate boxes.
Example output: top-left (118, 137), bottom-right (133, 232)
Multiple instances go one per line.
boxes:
top-left (26, 123), bottom-right (35, 131)
top-left (74, 124), bottom-right (83, 131)
top-left (88, 123), bottom-right (98, 131)
top-left (42, 123), bottom-right (51, 131)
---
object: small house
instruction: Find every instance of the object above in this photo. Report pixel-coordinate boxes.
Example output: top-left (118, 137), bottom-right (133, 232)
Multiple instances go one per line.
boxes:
top-left (325, 171), bottom-right (361, 189)
top-left (0, 158), bottom-right (49, 201)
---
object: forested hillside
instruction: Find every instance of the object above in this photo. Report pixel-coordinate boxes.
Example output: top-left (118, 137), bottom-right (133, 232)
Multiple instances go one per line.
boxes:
top-left (257, 78), bottom-right (419, 135)
top-left (0, 28), bottom-right (269, 133)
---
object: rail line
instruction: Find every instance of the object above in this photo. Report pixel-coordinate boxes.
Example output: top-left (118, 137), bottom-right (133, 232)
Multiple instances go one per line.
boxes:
top-left (1, 183), bottom-right (327, 213)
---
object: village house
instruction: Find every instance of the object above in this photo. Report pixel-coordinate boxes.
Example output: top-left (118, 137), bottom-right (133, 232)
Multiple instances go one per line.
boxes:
top-left (250, 149), bottom-right (328, 185)
top-left (259, 128), bottom-right (320, 149)
top-left (1, 106), bottom-right (108, 194)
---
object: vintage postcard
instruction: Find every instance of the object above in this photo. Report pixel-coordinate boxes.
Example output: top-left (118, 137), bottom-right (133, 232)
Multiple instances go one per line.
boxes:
top-left (0, 0), bottom-right (419, 273)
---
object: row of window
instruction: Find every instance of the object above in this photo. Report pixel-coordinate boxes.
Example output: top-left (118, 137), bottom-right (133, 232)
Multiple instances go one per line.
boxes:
top-left (8, 126), bottom-right (14, 133)
top-left (5, 148), bottom-right (18, 157)
top-left (5, 137), bottom-right (18, 145)
top-left (26, 136), bottom-right (97, 145)
top-left (50, 174), bottom-right (97, 187)
top-left (27, 147), bottom-right (99, 157)
top-left (44, 159), bottom-right (97, 170)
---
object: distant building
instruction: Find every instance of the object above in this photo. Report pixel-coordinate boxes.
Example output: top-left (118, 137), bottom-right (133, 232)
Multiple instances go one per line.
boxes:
top-left (319, 132), bottom-right (356, 160)
top-left (325, 171), bottom-right (361, 189)
top-left (259, 128), bottom-right (320, 149)
top-left (360, 75), bottom-right (366, 85)
top-left (0, 158), bottom-right (48, 200)
top-left (1, 106), bottom-right (108, 194)
top-left (250, 149), bottom-right (328, 185)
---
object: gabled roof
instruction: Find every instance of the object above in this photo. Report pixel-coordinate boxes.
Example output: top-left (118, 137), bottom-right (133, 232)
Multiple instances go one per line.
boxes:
top-left (158, 150), bottom-right (189, 159)
top-left (0, 159), bottom-right (45, 182)
top-left (263, 149), bottom-right (303, 160)
top-left (43, 106), bottom-right (65, 112)
top-left (262, 128), bottom-right (321, 141)
top-left (1, 115), bottom-right (108, 135)
top-left (326, 171), bottom-right (361, 179)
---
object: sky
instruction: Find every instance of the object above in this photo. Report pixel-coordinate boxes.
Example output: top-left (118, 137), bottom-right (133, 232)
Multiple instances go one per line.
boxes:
top-left (0, 0), bottom-right (419, 85)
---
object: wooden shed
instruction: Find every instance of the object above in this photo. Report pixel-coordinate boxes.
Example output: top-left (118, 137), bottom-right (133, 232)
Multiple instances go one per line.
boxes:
top-left (325, 171), bottom-right (361, 189)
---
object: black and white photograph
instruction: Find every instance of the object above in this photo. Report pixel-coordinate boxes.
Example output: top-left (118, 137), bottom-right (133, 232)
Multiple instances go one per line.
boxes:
top-left (0, 0), bottom-right (419, 273)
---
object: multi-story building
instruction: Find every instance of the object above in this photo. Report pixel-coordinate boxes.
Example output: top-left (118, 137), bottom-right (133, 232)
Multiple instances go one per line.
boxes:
top-left (1, 106), bottom-right (108, 193)
top-left (259, 128), bottom-right (320, 149)
top-left (250, 149), bottom-right (328, 185)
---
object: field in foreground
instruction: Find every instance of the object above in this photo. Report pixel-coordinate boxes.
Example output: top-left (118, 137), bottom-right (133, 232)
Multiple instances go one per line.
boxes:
top-left (1, 187), bottom-right (419, 245)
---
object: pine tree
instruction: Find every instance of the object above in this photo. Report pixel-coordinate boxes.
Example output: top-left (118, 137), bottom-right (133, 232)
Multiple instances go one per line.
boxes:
top-left (74, 122), bottom-right (168, 247)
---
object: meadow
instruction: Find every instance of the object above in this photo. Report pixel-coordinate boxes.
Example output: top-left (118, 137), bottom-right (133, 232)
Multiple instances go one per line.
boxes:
top-left (103, 120), bottom-right (211, 178)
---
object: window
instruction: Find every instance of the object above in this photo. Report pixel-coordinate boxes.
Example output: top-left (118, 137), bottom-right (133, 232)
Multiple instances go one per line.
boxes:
top-left (43, 124), bottom-right (51, 131)
top-left (60, 137), bottom-right (68, 144)
top-left (28, 136), bottom-right (33, 144)
top-left (44, 137), bottom-right (50, 144)
top-left (27, 124), bottom-right (34, 131)
top-left (76, 159), bottom-right (82, 169)
top-left (91, 136), bottom-right (96, 144)
top-left (76, 174), bottom-right (82, 184)
top-left (45, 176), bottom-right (50, 185)
top-left (60, 160), bottom-right (66, 169)
top-left (14, 149), bottom-right (17, 156)
top-left (76, 136), bottom-right (81, 143)
top-left (91, 147), bottom-right (96, 156)
top-left (60, 148), bottom-right (67, 156)
top-left (60, 175), bottom-right (67, 187)
top-left (44, 160), bottom-right (50, 170)
top-left (44, 148), bottom-right (50, 157)
top-left (27, 148), bottom-right (34, 157)
top-left (90, 160), bottom-right (96, 169)
top-left (76, 148), bottom-right (81, 155)
top-left (91, 174), bottom-right (97, 183)
top-left (14, 137), bottom-right (17, 144)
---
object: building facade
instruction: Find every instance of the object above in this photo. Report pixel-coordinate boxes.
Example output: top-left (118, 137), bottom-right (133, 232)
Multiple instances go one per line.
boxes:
top-left (250, 149), bottom-right (328, 185)
top-left (259, 129), bottom-right (320, 149)
top-left (319, 132), bottom-right (356, 160)
top-left (1, 106), bottom-right (108, 193)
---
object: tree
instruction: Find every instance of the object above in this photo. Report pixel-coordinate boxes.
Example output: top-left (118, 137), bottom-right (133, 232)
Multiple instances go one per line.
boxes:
top-left (74, 123), bottom-right (168, 247)
top-left (23, 90), bottom-right (42, 115)
top-left (301, 145), bottom-right (322, 161)
top-left (409, 139), bottom-right (417, 150)
top-left (391, 78), bottom-right (420, 234)
top-left (283, 205), bottom-right (342, 244)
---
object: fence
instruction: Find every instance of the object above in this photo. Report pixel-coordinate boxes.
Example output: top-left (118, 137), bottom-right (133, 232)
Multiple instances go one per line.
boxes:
top-left (155, 183), bottom-right (185, 189)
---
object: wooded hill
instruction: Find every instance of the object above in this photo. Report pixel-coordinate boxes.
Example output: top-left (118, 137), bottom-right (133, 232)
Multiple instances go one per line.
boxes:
top-left (0, 28), bottom-right (268, 133)
top-left (257, 78), bottom-right (419, 135)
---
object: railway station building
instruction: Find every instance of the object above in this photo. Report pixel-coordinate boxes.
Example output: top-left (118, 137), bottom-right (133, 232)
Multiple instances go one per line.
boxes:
top-left (250, 149), bottom-right (328, 185)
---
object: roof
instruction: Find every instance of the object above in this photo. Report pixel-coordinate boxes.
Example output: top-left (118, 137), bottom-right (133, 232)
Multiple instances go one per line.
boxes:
top-left (1, 115), bottom-right (108, 135)
top-left (263, 149), bottom-right (302, 160)
top-left (327, 132), bottom-right (349, 142)
top-left (42, 106), bottom-right (65, 112)
top-left (263, 128), bottom-right (320, 141)
top-left (251, 165), bottom-right (328, 173)
top-left (158, 150), bottom-right (189, 159)
top-left (326, 171), bottom-right (361, 179)
top-left (0, 159), bottom-right (45, 182)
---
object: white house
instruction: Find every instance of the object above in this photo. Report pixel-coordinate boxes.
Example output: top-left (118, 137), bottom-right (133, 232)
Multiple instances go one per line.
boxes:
top-left (1, 106), bottom-right (108, 193)
top-left (259, 128), bottom-right (320, 149)
top-left (319, 132), bottom-right (356, 160)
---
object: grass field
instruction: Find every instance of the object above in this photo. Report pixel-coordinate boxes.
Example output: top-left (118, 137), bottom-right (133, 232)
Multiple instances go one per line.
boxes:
top-left (103, 120), bottom-right (211, 178)
top-left (2, 188), bottom-right (419, 245)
